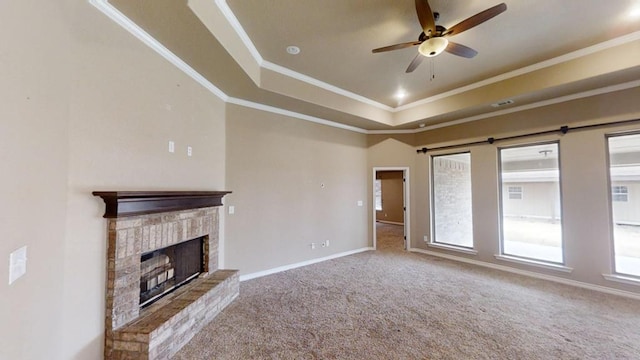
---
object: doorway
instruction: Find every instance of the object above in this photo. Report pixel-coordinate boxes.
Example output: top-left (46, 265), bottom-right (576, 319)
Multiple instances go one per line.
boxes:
top-left (373, 167), bottom-right (410, 250)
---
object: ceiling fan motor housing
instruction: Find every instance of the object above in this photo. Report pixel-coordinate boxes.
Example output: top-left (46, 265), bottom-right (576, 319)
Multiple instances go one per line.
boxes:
top-left (419, 25), bottom-right (447, 41)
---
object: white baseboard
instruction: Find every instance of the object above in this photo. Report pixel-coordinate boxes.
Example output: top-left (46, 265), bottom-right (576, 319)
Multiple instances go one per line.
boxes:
top-left (409, 248), bottom-right (640, 301)
top-left (239, 247), bottom-right (374, 282)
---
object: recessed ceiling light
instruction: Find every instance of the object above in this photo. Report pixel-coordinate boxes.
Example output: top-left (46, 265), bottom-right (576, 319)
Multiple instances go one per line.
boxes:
top-left (419, 123), bottom-right (426, 128)
top-left (286, 46), bottom-right (300, 55)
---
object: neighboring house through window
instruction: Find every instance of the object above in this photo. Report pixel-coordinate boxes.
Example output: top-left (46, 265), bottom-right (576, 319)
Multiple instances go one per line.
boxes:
top-left (612, 185), bottom-right (628, 202)
top-left (508, 186), bottom-right (523, 200)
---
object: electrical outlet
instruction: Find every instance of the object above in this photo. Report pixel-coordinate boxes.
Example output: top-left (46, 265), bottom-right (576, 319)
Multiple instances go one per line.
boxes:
top-left (423, 235), bottom-right (429, 242)
top-left (187, 146), bottom-right (192, 157)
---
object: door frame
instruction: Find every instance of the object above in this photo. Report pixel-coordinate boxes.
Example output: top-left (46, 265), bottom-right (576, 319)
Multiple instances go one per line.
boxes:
top-left (372, 167), bottom-right (410, 250)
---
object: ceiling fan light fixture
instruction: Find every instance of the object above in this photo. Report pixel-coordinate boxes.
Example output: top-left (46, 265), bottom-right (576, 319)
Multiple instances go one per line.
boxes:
top-left (418, 37), bottom-right (449, 57)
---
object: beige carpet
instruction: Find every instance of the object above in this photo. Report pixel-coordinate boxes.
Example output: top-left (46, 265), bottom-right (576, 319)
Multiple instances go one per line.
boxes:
top-left (174, 223), bottom-right (640, 359)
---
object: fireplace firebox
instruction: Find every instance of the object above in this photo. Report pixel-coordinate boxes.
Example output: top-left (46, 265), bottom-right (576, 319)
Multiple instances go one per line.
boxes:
top-left (139, 236), bottom-right (204, 307)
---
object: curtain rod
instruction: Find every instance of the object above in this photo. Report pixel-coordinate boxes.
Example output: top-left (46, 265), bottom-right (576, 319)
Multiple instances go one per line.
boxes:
top-left (416, 118), bottom-right (640, 154)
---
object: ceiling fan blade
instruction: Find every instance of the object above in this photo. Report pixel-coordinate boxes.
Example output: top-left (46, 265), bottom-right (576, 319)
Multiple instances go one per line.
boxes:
top-left (445, 42), bottom-right (478, 58)
top-left (406, 53), bottom-right (425, 73)
top-left (415, 0), bottom-right (436, 36)
top-left (444, 3), bottom-right (507, 37)
top-left (372, 41), bottom-right (422, 53)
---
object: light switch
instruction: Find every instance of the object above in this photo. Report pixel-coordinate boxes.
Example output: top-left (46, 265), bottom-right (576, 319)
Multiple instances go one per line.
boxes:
top-left (9, 246), bottom-right (27, 285)
top-left (357, 200), bottom-right (363, 207)
top-left (228, 206), bottom-right (235, 215)
top-left (168, 141), bottom-right (175, 153)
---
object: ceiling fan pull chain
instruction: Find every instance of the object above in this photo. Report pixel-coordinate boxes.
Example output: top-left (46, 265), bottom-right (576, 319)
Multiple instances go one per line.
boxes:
top-left (430, 59), bottom-right (435, 81)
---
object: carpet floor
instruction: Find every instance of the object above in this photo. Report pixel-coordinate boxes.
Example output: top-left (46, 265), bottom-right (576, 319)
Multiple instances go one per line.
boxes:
top-left (174, 223), bottom-right (640, 359)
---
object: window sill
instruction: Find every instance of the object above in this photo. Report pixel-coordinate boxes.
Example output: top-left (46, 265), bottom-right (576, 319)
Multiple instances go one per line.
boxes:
top-left (427, 243), bottom-right (478, 255)
top-left (494, 254), bottom-right (573, 273)
top-left (602, 274), bottom-right (640, 286)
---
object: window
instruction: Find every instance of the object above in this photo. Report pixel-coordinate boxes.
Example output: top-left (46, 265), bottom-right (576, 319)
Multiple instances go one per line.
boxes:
top-left (375, 179), bottom-right (382, 211)
top-left (612, 185), bottom-right (629, 202)
top-left (508, 186), bottom-right (523, 200)
top-left (431, 152), bottom-right (473, 248)
top-left (607, 133), bottom-right (640, 277)
top-left (499, 142), bottom-right (563, 263)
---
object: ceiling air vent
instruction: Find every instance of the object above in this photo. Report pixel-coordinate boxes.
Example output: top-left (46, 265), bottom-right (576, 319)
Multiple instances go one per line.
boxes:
top-left (491, 99), bottom-right (514, 108)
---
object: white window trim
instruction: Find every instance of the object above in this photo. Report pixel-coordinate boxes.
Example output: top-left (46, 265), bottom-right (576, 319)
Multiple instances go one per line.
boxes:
top-left (428, 242), bottom-right (478, 255)
top-left (430, 151), bottom-right (474, 249)
top-left (498, 141), bottom-right (565, 265)
top-left (495, 254), bottom-right (573, 273)
top-left (602, 273), bottom-right (640, 286)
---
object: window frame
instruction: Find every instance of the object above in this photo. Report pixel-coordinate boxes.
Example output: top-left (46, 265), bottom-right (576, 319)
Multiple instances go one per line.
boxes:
top-left (429, 151), bottom-right (474, 250)
top-left (497, 141), bottom-right (565, 265)
top-left (606, 132), bottom-right (640, 279)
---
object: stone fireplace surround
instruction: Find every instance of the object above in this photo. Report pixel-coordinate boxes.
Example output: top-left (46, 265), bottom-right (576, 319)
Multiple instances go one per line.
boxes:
top-left (93, 191), bottom-right (239, 359)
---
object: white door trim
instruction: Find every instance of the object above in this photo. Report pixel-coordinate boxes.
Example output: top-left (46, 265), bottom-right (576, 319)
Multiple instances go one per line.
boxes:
top-left (373, 167), bottom-right (410, 250)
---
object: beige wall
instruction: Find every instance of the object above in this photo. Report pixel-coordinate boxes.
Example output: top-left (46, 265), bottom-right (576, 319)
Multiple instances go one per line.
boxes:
top-left (1, 1), bottom-right (226, 359)
top-left (224, 104), bottom-right (369, 275)
top-left (0, 1), bottom-right (70, 359)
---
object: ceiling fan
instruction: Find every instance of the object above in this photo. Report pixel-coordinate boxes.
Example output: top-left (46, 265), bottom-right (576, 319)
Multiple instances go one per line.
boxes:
top-left (372, 0), bottom-right (507, 73)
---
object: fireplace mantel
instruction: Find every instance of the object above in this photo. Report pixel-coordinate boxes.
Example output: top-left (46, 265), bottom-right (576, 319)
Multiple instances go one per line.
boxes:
top-left (93, 191), bottom-right (231, 218)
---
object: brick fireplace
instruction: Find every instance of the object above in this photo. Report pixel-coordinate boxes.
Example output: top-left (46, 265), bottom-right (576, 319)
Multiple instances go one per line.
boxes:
top-left (93, 191), bottom-right (239, 359)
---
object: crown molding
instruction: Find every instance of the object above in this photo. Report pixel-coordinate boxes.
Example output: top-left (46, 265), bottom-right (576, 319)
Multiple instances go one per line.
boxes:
top-left (367, 129), bottom-right (417, 135)
top-left (397, 30), bottom-right (640, 112)
top-left (213, 0), bottom-right (264, 66)
top-left (89, 0), bottom-right (229, 102)
top-left (226, 97), bottom-right (369, 134)
top-left (90, 1), bottom-right (640, 136)
top-left (415, 79), bottom-right (640, 133)
top-left (215, 0), bottom-right (640, 114)
top-left (90, 0), bottom-right (373, 134)
top-left (261, 61), bottom-right (395, 112)
top-left (215, 0), bottom-right (393, 112)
